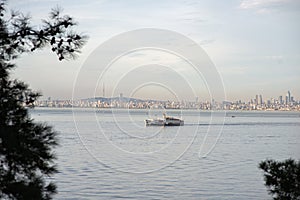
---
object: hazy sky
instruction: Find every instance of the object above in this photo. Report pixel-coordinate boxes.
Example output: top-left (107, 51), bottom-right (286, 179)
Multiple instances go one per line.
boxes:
top-left (8, 0), bottom-right (300, 101)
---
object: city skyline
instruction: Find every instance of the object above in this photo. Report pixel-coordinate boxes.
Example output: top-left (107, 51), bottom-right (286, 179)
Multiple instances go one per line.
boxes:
top-left (8, 0), bottom-right (300, 101)
top-left (41, 89), bottom-right (298, 103)
top-left (39, 90), bottom-right (299, 108)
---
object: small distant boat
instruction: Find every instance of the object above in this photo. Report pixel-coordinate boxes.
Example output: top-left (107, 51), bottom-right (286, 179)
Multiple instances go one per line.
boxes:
top-left (145, 113), bottom-right (184, 126)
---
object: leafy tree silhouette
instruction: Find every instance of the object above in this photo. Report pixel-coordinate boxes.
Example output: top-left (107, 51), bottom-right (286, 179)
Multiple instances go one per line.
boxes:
top-left (0, 0), bottom-right (86, 199)
top-left (259, 159), bottom-right (300, 200)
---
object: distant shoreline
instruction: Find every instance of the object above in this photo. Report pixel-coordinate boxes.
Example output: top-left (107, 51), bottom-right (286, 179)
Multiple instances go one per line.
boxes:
top-left (34, 94), bottom-right (300, 112)
top-left (32, 106), bottom-right (300, 112)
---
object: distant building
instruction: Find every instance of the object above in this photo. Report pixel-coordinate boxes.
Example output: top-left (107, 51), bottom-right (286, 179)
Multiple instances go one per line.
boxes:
top-left (255, 95), bottom-right (259, 105)
top-left (291, 96), bottom-right (294, 103)
top-left (287, 91), bottom-right (291, 103)
top-left (259, 95), bottom-right (263, 105)
top-left (279, 96), bottom-right (283, 104)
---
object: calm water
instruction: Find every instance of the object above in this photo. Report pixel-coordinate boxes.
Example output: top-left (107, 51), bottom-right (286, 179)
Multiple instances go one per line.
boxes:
top-left (30, 108), bottom-right (300, 200)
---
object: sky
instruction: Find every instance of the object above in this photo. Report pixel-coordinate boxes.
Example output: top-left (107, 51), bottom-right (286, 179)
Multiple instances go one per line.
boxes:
top-left (7, 0), bottom-right (300, 101)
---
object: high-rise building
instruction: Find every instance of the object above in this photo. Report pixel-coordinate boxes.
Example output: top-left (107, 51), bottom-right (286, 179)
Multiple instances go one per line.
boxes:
top-left (255, 95), bottom-right (259, 105)
top-left (102, 83), bottom-right (105, 97)
top-left (279, 96), bottom-right (283, 104)
top-left (287, 90), bottom-right (291, 103)
top-left (291, 96), bottom-right (294, 103)
top-left (259, 95), bottom-right (263, 105)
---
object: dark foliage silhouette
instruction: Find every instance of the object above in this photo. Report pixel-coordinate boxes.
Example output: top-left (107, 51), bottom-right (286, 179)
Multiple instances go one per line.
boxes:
top-left (259, 158), bottom-right (300, 200)
top-left (0, 0), bottom-right (86, 199)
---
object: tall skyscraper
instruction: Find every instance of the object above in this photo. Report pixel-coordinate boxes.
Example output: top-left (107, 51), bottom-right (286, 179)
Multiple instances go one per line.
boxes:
top-left (287, 90), bottom-right (291, 104)
top-left (103, 83), bottom-right (105, 97)
top-left (255, 95), bottom-right (259, 105)
top-left (279, 96), bottom-right (283, 104)
top-left (259, 95), bottom-right (263, 105)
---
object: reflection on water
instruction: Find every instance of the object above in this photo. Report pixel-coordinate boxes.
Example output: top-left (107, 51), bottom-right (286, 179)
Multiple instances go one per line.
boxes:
top-left (30, 108), bottom-right (300, 199)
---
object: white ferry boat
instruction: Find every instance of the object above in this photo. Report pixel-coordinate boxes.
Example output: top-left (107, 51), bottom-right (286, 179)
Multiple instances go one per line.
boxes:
top-left (145, 113), bottom-right (184, 126)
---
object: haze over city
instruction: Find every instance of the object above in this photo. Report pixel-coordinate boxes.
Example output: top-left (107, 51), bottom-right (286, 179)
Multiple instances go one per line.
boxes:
top-left (8, 0), bottom-right (300, 101)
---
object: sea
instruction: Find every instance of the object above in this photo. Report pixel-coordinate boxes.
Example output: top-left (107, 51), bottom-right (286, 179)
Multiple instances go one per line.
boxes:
top-left (29, 108), bottom-right (300, 200)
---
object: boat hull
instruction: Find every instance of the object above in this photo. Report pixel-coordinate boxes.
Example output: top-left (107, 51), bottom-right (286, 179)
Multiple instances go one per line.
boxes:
top-left (145, 119), bottom-right (184, 126)
top-left (164, 120), bottom-right (184, 126)
top-left (145, 119), bottom-right (165, 126)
